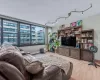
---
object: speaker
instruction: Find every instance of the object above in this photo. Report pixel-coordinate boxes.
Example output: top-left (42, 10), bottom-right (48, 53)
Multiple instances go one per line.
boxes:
top-left (40, 48), bottom-right (44, 53)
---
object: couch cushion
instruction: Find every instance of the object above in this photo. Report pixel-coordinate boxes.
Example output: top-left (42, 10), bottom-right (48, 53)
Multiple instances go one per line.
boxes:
top-left (26, 61), bottom-right (44, 74)
top-left (0, 61), bottom-right (25, 80)
top-left (0, 52), bottom-right (30, 80)
top-left (0, 52), bottom-right (25, 73)
top-left (0, 75), bottom-right (6, 80)
top-left (32, 65), bottom-right (61, 80)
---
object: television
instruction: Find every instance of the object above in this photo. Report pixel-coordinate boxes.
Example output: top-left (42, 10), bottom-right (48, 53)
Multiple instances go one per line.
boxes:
top-left (61, 36), bottom-right (76, 47)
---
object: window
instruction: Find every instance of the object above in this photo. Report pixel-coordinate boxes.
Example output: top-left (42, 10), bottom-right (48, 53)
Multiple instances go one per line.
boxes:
top-left (35, 26), bottom-right (45, 44)
top-left (0, 19), bottom-right (1, 45)
top-left (3, 20), bottom-right (17, 45)
top-left (48, 28), bottom-right (52, 43)
top-left (0, 16), bottom-right (46, 46)
top-left (31, 25), bottom-right (36, 44)
top-left (20, 23), bottom-right (30, 45)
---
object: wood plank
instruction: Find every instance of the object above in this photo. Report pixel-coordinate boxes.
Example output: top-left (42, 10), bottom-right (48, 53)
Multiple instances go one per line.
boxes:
top-left (47, 52), bottom-right (100, 80)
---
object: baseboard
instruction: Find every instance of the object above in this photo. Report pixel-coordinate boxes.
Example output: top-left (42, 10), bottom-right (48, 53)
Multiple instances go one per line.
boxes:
top-left (95, 60), bottom-right (100, 64)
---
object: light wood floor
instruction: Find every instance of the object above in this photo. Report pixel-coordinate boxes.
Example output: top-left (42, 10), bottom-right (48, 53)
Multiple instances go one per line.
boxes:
top-left (48, 53), bottom-right (100, 80)
top-left (69, 59), bottom-right (100, 80)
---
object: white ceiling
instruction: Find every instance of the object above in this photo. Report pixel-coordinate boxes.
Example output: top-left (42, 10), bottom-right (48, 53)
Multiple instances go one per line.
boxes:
top-left (0, 0), bottom-right (100, 26)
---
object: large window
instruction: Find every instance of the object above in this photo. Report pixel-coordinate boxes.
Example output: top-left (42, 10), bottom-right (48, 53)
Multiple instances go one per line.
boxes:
top-left (35, 26), bottom-right (45, 44)
top-left (20, 23), bottom-right (30, 45)
top-left (3, 20), bottom-right (17, 45)
top-left (0, 16), bottom-right (46, 46)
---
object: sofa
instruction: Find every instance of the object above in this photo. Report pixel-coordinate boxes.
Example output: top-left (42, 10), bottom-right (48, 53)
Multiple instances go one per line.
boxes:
top-left (0, 44), bottom-right (73, 80)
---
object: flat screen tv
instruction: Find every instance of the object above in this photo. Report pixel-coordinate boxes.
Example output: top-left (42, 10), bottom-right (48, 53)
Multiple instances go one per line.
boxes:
top-left (61, 36), bottom-right (76, 47)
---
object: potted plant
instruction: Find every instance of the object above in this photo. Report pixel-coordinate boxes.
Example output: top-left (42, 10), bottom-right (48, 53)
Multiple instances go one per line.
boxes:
top-left (48, 32), bottom-right (60, 52)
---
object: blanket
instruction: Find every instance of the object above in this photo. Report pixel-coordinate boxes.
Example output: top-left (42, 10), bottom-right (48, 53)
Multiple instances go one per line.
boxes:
top-left (23, 53), bottom-right (71, 75)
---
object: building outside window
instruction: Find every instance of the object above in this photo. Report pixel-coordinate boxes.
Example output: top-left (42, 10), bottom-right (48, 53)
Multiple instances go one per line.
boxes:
top-left (35, 26), bottom-right (45, 44)
top-left (0, 19), bottom-right (1, 45)
top-left (0, 18), bottom-right (45, 46)
top-left (31, 25), bottom-right (36, 44)
top-left (20, 23), bottom-right (30, 45)
top-left (3, 20), bottom-right (17, 45)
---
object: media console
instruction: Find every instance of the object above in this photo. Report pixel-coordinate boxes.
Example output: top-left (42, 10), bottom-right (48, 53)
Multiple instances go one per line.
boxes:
top-left (57, 46), bottom-right (93, 61)
top-left (57, 46), bottom-right (81, 60)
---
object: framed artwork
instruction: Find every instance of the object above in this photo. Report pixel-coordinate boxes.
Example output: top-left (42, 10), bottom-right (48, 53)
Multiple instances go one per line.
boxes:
top-left (76, 20), bottom-right (82, 26)
top-left (70, 22), bottom-right (76, 27)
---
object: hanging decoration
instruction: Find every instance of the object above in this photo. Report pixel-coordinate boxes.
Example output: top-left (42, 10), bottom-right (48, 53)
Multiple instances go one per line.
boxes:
top-left (45, 4), bottom-right (92, 25)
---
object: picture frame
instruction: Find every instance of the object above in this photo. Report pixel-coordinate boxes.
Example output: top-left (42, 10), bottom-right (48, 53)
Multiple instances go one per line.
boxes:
top-left (70, 22), bottom-right (76, 27)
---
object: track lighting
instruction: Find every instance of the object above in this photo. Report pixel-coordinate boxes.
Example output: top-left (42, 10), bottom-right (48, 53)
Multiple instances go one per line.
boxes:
top-left (45, 4), bottom-right (92, 25)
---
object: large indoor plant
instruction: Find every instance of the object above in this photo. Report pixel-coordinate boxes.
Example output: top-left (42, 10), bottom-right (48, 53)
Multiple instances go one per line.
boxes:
top-left (48, 32), bottom-right (60, 52)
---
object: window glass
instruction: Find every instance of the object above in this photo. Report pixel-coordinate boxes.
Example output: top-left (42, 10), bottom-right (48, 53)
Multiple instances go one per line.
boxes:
top-left (20, 23), bottom-right (30, 45)
top-left (3, 20), bottom-right (17, 45)
top-left (35, 26), bottom-right (45, 44)
top-left (0, 19), bottom-right (1, 45)
top-left (48, 28), bottom-right (52, 43)
top-left (31, 25), bottom-right (36, 44)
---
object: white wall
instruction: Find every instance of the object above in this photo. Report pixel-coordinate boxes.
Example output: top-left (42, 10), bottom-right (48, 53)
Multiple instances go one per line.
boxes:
top-left (20, 45), bottom-right (45, 53)
top-left (53, 13), bottom-right (100, 60)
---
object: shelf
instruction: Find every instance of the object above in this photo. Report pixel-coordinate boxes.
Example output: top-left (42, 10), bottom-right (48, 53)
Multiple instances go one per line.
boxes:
top-left (81, 29), bottom-right (94, 33)
top-left (75, 33), bottom-right (81, 35)
top-left (65, 27), bottom-right (71, 30)
top-left (80, 43), bottom-right (93, 44)
top-left (81, 37), bottom-right (93, 38)
top-left (71, 26), bottom-right (82, 29)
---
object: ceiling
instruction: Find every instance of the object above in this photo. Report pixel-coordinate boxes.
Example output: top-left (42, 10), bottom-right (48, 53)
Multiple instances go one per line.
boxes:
top-left (0, 0), bottom-right (100, 26)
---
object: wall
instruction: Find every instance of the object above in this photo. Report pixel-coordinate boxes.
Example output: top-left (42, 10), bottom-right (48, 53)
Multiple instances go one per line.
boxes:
top-left (53, 13), bottom-right (100, 60)
top-left (20, 45), bottom-right (45, 53)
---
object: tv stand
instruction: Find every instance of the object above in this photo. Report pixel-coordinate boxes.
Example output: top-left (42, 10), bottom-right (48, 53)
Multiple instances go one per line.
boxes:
top-left (57, 46), bottom-right (81, 60)
top-left (57, 46), bottom-right (93, 61)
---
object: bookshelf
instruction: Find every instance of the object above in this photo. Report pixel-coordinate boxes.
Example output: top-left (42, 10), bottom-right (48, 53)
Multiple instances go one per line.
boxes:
top-left (80, 29), bottom-right (94, 50)
top-left (58, 26), bottom-right (82, 49)
top-left (80, 29), bottom-right (94, 61)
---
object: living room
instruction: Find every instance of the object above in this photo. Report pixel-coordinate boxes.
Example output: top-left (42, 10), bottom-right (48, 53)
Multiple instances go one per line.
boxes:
top-left (0, 0), bottom-right (100, 80)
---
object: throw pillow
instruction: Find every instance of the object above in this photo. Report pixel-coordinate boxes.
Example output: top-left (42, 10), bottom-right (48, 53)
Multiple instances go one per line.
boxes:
top-left (26, 61), bottom-right (44, 74)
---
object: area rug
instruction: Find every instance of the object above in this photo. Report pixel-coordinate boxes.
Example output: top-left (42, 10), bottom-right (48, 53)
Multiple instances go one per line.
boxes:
top-left (34, 53), bottom-right (71, 75)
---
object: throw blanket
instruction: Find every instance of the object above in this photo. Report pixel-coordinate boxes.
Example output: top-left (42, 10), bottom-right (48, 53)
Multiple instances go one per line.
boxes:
top-left (23, 53), bottom-right (71, 75)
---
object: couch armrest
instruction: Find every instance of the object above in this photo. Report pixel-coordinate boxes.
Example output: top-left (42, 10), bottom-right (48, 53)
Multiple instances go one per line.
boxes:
top-left (32, 65), bottom-right (61, 80)
top-left (0, 61), bottom-right (25, 80)
top-left (61, 62), bottom-right (73, 80)
top-left (0, 75), bottom-right (6, 80)
top-left (66, 62), bottom-right (73, 79)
